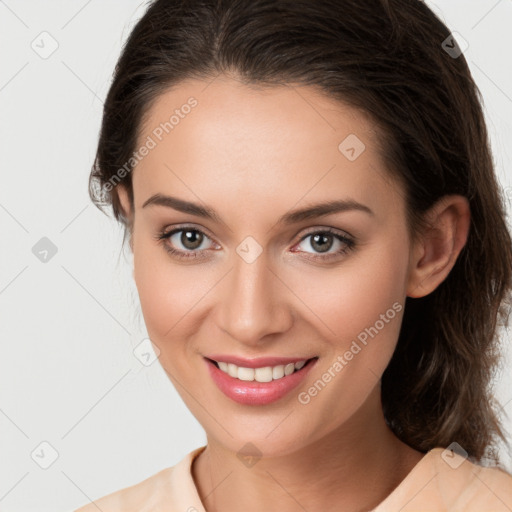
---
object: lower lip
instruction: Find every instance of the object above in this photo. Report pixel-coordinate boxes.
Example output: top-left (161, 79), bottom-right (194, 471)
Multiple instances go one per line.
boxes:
top-left (205, 358), bottom-right (317, 405)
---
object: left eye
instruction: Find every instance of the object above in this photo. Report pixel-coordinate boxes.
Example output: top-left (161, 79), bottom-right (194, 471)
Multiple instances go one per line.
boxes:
top-left (293, 230), bottom-right (354, 257)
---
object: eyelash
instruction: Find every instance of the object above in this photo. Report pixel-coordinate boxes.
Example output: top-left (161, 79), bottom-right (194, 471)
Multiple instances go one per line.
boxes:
top-left (154, 225), bottom-right (355, 263)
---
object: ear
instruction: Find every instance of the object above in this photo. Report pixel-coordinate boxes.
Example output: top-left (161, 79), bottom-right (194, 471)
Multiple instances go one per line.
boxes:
top-left (117, 185), bottom-right (134, 251)
top-left (406, 195), bottom-right (470, 298)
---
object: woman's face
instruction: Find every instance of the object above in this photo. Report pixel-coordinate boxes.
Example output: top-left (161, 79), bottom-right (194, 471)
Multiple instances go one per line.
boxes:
top-left (121, 75), bottom-right (419, 456)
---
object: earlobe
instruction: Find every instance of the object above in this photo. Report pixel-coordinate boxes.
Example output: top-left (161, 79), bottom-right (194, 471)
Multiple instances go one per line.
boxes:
top-left (406, 195), bottom-right (471, 298)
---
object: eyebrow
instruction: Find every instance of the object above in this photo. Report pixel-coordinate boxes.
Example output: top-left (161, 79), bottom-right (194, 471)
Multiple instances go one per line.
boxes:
top-left (142, 193), bottom-right (374, 224)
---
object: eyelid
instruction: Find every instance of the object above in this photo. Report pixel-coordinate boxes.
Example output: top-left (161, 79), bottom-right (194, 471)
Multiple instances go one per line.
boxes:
top-left (159, 223), bottom-right (221, 248)
top-left (294, 225), bottom-right (354, 242)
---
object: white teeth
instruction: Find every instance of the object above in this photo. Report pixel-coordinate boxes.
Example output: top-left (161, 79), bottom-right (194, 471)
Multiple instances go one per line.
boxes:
top-left (227, 363), bottom-right (238, 378)
top-left (294, 360), bottom-right (306, 370)
top-left (284, 363), bottom-right (295, 376)
top-left (238, 367), bottom-right (255, 381)
top-left (215, 359), bottom-right (310, 381)
top-left (254, 367), bottom-right (273, 382)
top-left (272, 365), bottom-right (285, 379)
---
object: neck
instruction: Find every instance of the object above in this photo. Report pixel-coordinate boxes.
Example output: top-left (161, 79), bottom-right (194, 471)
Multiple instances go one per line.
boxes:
top-left (192, 386), bottom-right (424, 512)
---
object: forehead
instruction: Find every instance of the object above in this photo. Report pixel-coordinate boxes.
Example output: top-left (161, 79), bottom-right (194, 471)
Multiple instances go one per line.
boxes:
top-left (132, 76), bottom-right (402, 222)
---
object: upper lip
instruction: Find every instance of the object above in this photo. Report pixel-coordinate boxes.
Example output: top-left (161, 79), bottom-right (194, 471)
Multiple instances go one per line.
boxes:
top-left (205, 354), bottom-right (317, 368)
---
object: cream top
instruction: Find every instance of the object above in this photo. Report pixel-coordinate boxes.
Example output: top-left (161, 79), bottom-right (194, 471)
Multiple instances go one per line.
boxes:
top-left (74, 445), bottom-right (512, 511)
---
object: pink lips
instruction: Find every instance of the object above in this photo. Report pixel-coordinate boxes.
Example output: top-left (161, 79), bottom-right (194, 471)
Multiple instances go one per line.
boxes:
top-left (205, 356), bottom-right (317, 406)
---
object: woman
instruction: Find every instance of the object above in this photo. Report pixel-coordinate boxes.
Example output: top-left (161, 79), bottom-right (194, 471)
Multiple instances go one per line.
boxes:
top-left (75, 0), bottom-right (512, 510)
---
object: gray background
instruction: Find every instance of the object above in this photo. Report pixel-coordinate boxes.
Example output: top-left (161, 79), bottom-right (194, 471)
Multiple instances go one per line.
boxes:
top-left (1, 1), bottom-right (511, 511)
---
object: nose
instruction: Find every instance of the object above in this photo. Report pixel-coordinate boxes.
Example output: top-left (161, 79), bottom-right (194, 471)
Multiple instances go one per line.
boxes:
top-left (215, 250), bottom-right (294, 346)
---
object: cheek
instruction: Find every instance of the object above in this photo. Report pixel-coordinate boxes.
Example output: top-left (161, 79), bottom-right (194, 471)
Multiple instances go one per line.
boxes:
top-left (296, 239), bottom-right (410, 416)
top-left (300, 235), bottom-right (409, 342)
top-left (132, 234), bottom-right (203, 357)
top-left (289, 241), bottom-right (409, 429)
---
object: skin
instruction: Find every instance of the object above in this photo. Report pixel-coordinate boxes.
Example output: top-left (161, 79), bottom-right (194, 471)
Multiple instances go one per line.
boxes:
top-left (117, 74), bottom-right (470, 512)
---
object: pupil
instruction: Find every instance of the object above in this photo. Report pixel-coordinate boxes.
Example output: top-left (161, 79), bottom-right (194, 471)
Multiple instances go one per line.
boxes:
top-left (312, 233), bottom-right (332, 253)
top-left (182, 230), bottom-right (202, 250)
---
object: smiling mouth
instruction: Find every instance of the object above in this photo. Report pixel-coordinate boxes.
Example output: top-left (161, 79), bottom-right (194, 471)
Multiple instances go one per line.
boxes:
top-left (206, 357), bottom-right (318, 383)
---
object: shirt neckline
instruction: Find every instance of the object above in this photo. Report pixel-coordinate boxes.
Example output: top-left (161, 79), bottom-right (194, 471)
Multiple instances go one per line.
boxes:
top-left (178, 445), bottom-right (438, 512)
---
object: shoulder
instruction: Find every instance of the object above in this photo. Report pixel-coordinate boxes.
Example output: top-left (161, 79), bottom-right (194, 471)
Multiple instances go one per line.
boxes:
top-left (438, 450), bottom-right (512, 511)
top-left (375, 447), bottom-right (512, 512)
top-left (73, 446), bottom-right (207, 512)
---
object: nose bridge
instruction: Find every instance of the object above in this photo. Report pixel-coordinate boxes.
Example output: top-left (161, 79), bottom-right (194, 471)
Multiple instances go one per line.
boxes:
top-left (217, 248), bottom-right (292, 344)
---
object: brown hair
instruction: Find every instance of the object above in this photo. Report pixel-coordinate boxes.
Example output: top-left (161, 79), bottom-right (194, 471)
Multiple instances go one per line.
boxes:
top-left (90, 0), bottom-right (512, 464)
